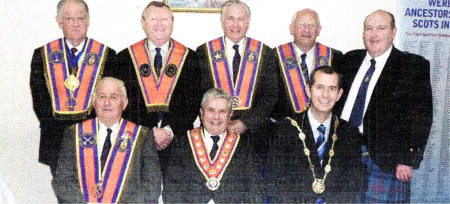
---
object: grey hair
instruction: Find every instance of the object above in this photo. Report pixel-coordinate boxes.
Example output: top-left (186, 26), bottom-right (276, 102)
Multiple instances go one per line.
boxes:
top-left (93, 77), bottom-right (127, 99)
top-left (290, 8), bottom-right (321, 27)
top-left (56, 0), bottom-right (89, 18)
top-left (201, 88), bottom-right (233, 112)
top-left (141, 1), bottom-right (173, 20)
top-left (221, 0), bottom-right (251, 20)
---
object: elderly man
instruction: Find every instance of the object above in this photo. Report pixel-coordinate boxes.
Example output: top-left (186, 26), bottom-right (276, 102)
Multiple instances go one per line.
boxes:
top-left (272, 9), bottom-right (343, 119)
top-left (163, 88), bottom-right (263, 203)
top-left (336, 10), bottom-right (432, 202)
top-left (196, 0), bottom-right (278, 158)
top-left (265, 66), bottom-right (362, 203)
top-left (52, 77), bottom-right (161, 203)
top-left (30, 0), bottom-right (116, 176)
top-left (115, 1), bottom-right (200, 175)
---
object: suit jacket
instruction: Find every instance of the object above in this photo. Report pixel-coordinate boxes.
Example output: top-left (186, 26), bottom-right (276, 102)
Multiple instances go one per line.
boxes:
top-left (271, 43), bottom-right (343, 119)
top-left (163, 128), bottom-right (264, 203)
top-left (335, 47), bottom-right (432, 173)
top-left (30, 40), bottom-right (116, 170)
top-left (52, 119), bottom-right (162, 203)
top-left (264, 112), bottom-right (362, 203)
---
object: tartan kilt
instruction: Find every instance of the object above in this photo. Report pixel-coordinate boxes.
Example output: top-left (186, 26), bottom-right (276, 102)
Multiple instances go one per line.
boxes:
top-left (358, 154), bottom-right (410, 203)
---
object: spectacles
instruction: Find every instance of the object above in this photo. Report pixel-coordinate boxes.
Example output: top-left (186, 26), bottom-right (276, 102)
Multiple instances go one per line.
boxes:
top-left (296, 23), bottom-right (317, 29)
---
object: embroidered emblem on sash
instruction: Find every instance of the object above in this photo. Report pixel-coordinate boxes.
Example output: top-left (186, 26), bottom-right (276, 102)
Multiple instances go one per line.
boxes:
top-left (285, 57), bottom-right (298, 70)
top-left (49, 50), bottom-right (64, 64)
top-left (213, 50), bottom-right (224, 62)
top-left (80, 133), bottom-right (96, 147)
top-left (313, 42), bottom-right (333, 68)
top-left (84, 52), bottom-right (99, 66)
top-left (139, 64), bottom-right (151, 77)
top-left (165, 64), bottom-right (177, 77)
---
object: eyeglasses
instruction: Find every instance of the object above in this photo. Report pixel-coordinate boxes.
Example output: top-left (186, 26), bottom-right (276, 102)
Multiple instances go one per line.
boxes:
top-left (296, 23), bottom-right (318, 29)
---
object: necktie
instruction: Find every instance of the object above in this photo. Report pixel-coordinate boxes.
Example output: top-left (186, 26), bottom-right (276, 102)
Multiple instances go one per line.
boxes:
top-left (300, 54), bottom-right (309, 82)
top-left (349, 59), bottom-right (376, 127)
top-left (154, 47), bottom-right (162, 77)
top-left (210, 135), bottom-right (220, 160)
top-left (101, 128), bottom-right (112, 171)
top-left (232, 44), bottom-right (241, 82)
top-left (316, 124), bottom-right (326, 166)
top-left (70, 47), bottom-right (78, 75)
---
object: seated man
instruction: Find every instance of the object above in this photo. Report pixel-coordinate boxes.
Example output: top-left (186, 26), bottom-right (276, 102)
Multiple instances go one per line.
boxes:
top-left (163, 88), bottom-right (263, 203)
top-left (264, 66), bottom-right (362, 203)
top-left (52, 77), bottom-right (161, 203)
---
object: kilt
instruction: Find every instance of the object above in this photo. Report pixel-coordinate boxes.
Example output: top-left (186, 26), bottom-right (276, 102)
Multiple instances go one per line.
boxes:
top-left (358, 153), bottom-right (410, 203)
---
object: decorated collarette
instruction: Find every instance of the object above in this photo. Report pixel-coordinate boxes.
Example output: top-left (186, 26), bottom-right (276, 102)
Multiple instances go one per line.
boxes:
top-left (128, 39), bottom-right (188, 112)
top-left (286, 115), bottom-right (339, 194)
top-left (312, 42), bottom-right (333, 68)
top-left (187, 127), bottom-right (240, 191)
top-left (206, 37), bottom-right (263, 110)
top-left (75, 118), bottom-right (142, 203)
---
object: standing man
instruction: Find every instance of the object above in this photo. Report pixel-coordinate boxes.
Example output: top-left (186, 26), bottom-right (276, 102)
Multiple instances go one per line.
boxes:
top-left (163, 88), bottom-right (263, 203)
top-left (272, 9), bottom-right (343, 119)
top-left (196, 0), bottom-right (278, 156)
top-left (115, 1), bottom-right (200, 175)
top-left (52, 77), bottom-right (161, 203)
top-left (265, 66), bottom-right (362, 203)
top-left (336, 10), bottom-right (432, 203)
top-left (30, 0), bottom-right (116, 176)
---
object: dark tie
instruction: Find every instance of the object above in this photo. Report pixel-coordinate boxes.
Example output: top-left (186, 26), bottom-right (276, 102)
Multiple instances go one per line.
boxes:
top-left (154, 47), bottom-right (162, 77)
top-left (232, 44), bottom-right (241, 82)
top-left (70, 47), bottom-right (78, 75)
top-left (316, 124), bottom-right (326, 166)
top-left (349, 59), bottom-right (376, 127)
top-left (210, 135), bottom-right (220, 160)
top-left (300, 54), bottom-right (309, 82)
top-left (101, 128), bottom-right (112, 171)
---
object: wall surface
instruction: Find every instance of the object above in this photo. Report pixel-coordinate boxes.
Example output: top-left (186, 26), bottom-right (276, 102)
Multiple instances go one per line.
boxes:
top-left (0, 0), bottom-right (396, 203)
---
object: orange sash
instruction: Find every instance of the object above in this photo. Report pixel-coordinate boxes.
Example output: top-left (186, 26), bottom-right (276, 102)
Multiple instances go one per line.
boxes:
top-left (206, 37), bottom-right (263, 110)
top-left (128, 39), bottom-right (188, 112)
top-left (76, 119), bottom-right (141, 203)
top-left (43, 38), bottom-right (107, 119)
top-left (187, 128), bottom-right (239, 191)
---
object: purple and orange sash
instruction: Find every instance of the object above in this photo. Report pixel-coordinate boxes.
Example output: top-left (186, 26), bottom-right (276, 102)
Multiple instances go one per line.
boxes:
top-left (206, 37), bottom-right (263, 110)
top-left (75, 119), bottom-right (141, 203)
top-left (276, 42), bottom-right (334, 113)
top-left (187, 128), bottom-right (239, 191)
top-left (128, 39), bottom-right (188, 112)
top-left (42, 38), bottom-right (108, 119)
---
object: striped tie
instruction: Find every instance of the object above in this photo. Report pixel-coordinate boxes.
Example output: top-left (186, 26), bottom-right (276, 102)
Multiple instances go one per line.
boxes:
top-left (316, 124), bottom-right (326, 166)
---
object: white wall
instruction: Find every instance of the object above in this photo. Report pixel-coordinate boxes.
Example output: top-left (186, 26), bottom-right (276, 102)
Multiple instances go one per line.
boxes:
top-left (0, 0), bottom-right (396, 203)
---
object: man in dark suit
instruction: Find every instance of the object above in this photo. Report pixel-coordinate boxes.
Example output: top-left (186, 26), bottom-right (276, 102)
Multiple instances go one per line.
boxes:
top-left (196, 0), bottom-right (278, 159)
top-left (52, 77), bottom-right (161, 203)
top-left (336, 10), bottom-right (432, 203)
top-left (265, 66), bottom-right (362, 203)
top-left (163, 88), bottom-right (263, 203)
top-left (30, 0), bottom-right (116, 176)
top-left (115, 1), bottom-right (200, 175)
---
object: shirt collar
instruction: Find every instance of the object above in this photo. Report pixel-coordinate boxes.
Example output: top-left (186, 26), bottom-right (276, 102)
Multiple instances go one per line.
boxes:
top-left (366, 45), bottom-right (393, 62)
top-left (307, 109), bottom-right (331, 132)
top-left (147, 39), bottom-right (170, 52)
top-left (202, 127), bottom-right (226, 139)
top-left (65, 38), bottom-right (86, 54)
top-left (224, 36), bottom-right (245, 53)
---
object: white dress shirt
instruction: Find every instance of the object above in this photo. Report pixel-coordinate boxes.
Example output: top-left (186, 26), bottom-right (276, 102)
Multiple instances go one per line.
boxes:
top-left (66, 38), bottom-right (86, 67)
top-left (294, 44), bottom-right (316, 77)
top-left (224, 37), bottom-right (245, 79)
top-left (308, 109), bottom-right (331, 143)
top-left (340, 46), bottom-right (393, 133)
top-left (97, 120), bottom-right (120, 158)
top-left (203, 128), bottom-right (226, 155)
top-left (146, 39), bottom-right (170, 68)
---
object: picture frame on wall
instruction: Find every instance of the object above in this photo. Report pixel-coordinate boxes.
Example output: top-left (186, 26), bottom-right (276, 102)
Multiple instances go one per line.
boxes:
top-left (163, 0), bottom-right (226, 13)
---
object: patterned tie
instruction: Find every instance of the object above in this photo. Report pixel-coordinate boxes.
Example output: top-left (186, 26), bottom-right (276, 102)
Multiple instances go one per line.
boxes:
top-left (101, 128), bottom-right (112, 171)
top-left (232, 44), bottom-right (241, 82)
top-left (70, 47), bottom-right (78, 75)
top-left (316, 124), bottom-right (326, 166)
top-left (349, 59), bottom-right (376, 127)
top-left (300, 53), bottom-right (309, 82)
top-left (210, 135), bottom-right (220, 160)
top-left (154, 47), bottom-right (162, 76)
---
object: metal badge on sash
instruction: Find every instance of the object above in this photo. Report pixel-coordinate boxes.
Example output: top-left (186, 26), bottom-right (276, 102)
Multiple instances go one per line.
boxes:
top-left (165, 64), bottom-right (177, 77)
top-left (317, 56), bottom-right (326, 67)
top-left (93, 183), bottom-right (103, 198)
top-left (285, 57), bottom-right (298, 70)
top-left (84, 52), bottom-right (99, 66)
top-left (246, 50), bottom-right (257, 63)
top-left (49, 50), bottom-right (64, 64)
top-left (232, 96), bottom-right (240, 108)
top-left (80, 133), bottom-right (96, 147)
top-left (139, 64), bottom-right (151, 77)
top-left (312, 179), bottom-right (325, 194)
top-left (212, 50), bottom-right (224, 62)
top-left (117, 131), bottom-right (132, 152)
top-left (206, 178), bottom-right (221, 191)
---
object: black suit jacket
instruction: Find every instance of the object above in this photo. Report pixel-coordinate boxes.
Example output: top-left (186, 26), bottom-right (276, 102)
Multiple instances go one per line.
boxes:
top-left (30, 41), bottom-right (116, 171)
top-left (163, 128), bottom-right (264, 203)
top-left (335, 47), bottom-right (432, 173)
top-left (264, 112), bottom-right (362, 203)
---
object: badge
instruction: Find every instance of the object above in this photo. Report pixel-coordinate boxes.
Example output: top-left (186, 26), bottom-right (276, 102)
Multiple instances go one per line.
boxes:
top-left (79, 133), bottom-right (96, 148)
top-left (232, 96), bottom-right (240, 108)
top-left (84, 52), bottom-right (99, 66)
top-left (49, 50), bottom-right (64, 64)
top-left (165, 64), bottom-right (177, 77)
top-left (285, 57), bottom-right (298, 70)
top-left (206, 178), bottom-right (220, 191)
top-left (312, 179), bottom-right (325, 194)
top-left (64, 74), bottom-right (80, 93)
top-left (65, 97), bottom-right (77, 110)
top-left (117, 131), bottom-right (132, 152)
top-left (246, 50), bottom-right (257, 63)
top-left (139, 64), bottom-right (151, 77)
top-left (93, 183), bottom-right (103, 198)
top-left (212, 50), bottom-right (224, 62)
top-left (317, 56), bottom-right (326, 67)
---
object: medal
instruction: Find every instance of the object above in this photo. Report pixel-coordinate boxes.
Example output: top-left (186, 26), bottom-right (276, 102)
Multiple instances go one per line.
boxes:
top-left (64, 74), bottom-right (80, 93)
top-left (312, 179), bottom-right (325, 194)
top-left (65, 97), bottom-right (76, 110)
top-left (232, 96), bottom-right (240, 108)
top-left (139, 64), bottom-right (151, 77)
top-left (206, 178), bottom-right (220, 191)
top-left (165, 64), bottom-right (177, 77)
top-left (93, 183), bottom-right (103, 198)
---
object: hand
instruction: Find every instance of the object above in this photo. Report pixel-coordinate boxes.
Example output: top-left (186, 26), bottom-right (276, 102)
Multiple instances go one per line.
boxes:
top-left (228, 119), bottom-right (247, 134)
top-left (396, 164), bottom-right (413, 182)
top-left (152, 128), bottom-right (173, 151)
